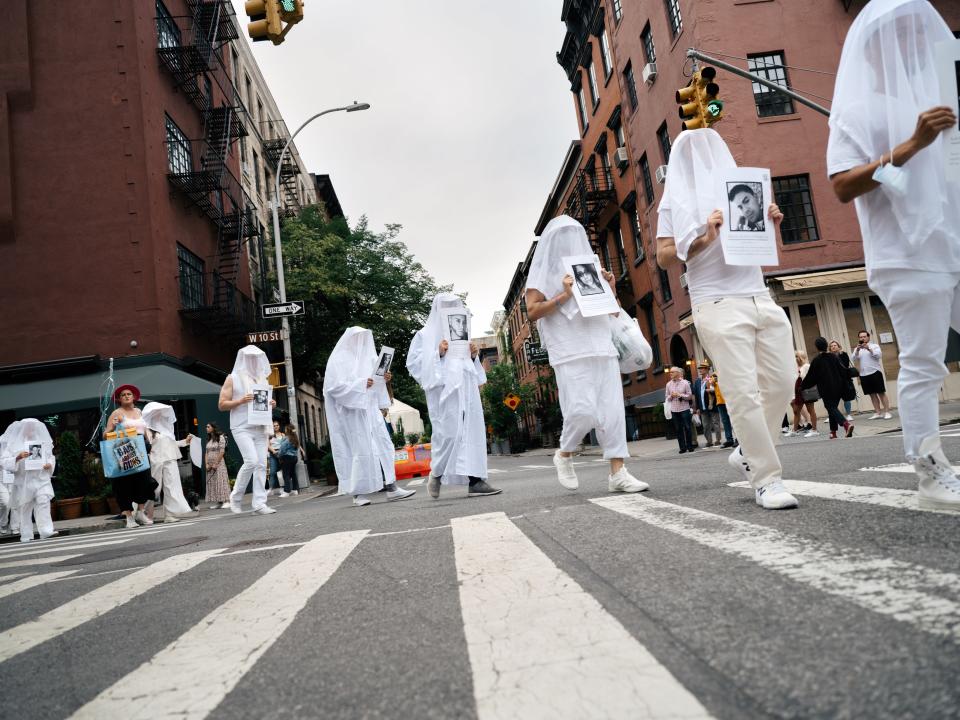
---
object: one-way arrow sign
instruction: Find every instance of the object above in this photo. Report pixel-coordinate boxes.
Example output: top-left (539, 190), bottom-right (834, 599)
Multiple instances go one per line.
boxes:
top-left (261, 300), bottom-right (305, 318)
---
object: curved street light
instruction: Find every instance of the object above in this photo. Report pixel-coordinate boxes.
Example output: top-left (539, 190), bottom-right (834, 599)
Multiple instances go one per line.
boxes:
top-left (271, 102), bottom-right (370, 434)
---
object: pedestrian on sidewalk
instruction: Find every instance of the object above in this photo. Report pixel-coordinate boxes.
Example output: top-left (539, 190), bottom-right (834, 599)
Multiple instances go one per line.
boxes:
top-left (267, 420), bottom-right (284, 496)
top-left (0, 421), bottom-right (20, 535)
top-left (790, 351), bottom-right (820, 438)
top-left (323, 327), bottom-right (416, 507)
top-left (713, 375), bottom-right (736, 448)
top-left (219, 346), bottom-right (277, 516)
top-left (203, 423), bottom-right (230, 509)
top-left (852, 331), bottom-right (892, 419)
top-left (104, 384), bottom-right (156, 528)
top-left (1, 419), bottom-right (56, 543)
top-left (829, 340), bottom-right (858, 421)
top-left (692, 362), bottom-right (722, 447)
top-left (801, 338), bottom-right (854, 439)
top-left (277, 425), bottom-right (303, 497)
top-left (525, 215), bottom-right (648, 494)
top-left (407, 293), bottom-right (502, 499)
top-left (141, 402), bottom-right (196, 523)
top-left (656, 128), bottom-right (798, 509)
top-left (828, 0), bottom-right (960, 510)
top-left (664, 368), bottom-right (696, 454)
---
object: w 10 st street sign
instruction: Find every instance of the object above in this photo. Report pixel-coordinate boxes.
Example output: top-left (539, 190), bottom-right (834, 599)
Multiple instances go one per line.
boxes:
top-left (261, 300), bottom-right (305, 318)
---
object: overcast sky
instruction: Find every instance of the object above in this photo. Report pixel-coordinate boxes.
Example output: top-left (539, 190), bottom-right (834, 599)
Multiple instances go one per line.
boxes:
top-left (230, 0), bottom-right (576, 334)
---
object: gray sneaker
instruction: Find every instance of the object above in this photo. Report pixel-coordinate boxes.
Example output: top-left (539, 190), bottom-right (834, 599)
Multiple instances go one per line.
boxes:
top-left (468, 480), bottom-right (502, 497)
top-left (427, 473), bottom-right (441, 499)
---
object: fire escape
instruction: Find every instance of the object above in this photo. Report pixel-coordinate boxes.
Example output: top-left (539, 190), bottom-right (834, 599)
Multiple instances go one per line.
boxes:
top-left (157, 0), bottom-right (259, 336)
top-left (262, 133), bottom-right (303, 221)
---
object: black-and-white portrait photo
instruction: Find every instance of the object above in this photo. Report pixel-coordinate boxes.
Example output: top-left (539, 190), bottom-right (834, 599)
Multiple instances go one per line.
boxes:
top-left (572, 263), bottom-right (604, 296)
top-left (28, 444), bottom-right (42, 460)
top-left (447, 313), bottom-right (469, 341)
top-left (727, 182), bottom-right (765, 232)
top-left (955, 61), bottom-right (960, 122)
top-left (376, 352), bottom-right (393, 376)
top-left (252, 389), bottom-right (269, 412)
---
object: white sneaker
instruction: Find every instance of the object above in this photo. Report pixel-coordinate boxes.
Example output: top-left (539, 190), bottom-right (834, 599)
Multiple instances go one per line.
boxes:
top-left (253, 505), bottom-right (277, 515)
top-left (229, 501), bottom-right (243, 514)
top-left (780, 426), bottom-right (791, 435)
top-left (883, 412), bottom-right (893, 420)
top-left (845, 415), bottom-right (854, 422)
top-left (125, 514), bottom-right (138, 529)
top-left (427, 472), bottom-right (441, 499)
top-left (728, 446), bottom-right (753, 484)
top-left (608, 467), bottom-right (649, 493)
top-left (914, 436), bottom-right (960, 511)
top-left (803, 430), bottom-right (820, 438)
top-left (163, 514), bottom-right (180, 523)
top-left (782, 430), bottom-right (799, 437)
top-left (386, 487), bottom-right (416, 501)
top-left (209, 504), bottom-right (221, 510)
top-left (290, 490), bottom-right (299, 496)
top-left (353, 495), bottom-right (371, 507)
top-left (869, 413), bottom-right (882, 420)
top-left (553, 450), bottom-right (578, 490)
top-left (134, 510), bottom-right (153, 526)
top-left (755, 481), bottom-right (799, 509)
top-left (278, 491), bottom-right (290, 498)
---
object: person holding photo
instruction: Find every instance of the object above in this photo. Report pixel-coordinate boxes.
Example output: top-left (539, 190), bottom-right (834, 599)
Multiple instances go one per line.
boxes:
top-left (219, 345), bottom-right (277, 516)
top-left (448, 314), bottom-right (469, 341)
top-left (1, 419), bottom-right (56, 543)
top-left (525, 215), bottom-right (649, 494)
top-left (657, 129), bottom-right (798, 510)
top-left (828, 0), bottom-right (960, 510)
top-left (141, 402), bottom-right (196, 523)
top-left (408, 293), bottom-right (502, 499)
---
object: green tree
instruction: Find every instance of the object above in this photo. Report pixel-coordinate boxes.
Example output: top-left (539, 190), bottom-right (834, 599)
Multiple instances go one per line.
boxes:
top-left (480, 364), bottom-right (536, 442)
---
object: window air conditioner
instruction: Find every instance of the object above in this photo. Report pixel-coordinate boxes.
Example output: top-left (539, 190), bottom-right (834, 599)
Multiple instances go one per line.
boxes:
top-left (655, 165), bottom-right (668, 184)
top-left (614, 146), bottom-right (629, 166)
top-left (642, 62), bottom-right (658, 85)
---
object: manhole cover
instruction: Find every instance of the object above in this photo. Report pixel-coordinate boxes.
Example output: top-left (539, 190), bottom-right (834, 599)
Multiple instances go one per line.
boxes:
top-left (53, 536), bottom-right (209, 566)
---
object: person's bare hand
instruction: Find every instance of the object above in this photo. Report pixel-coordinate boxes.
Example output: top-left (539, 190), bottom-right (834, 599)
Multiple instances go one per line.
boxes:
top-left (912, 106), bottom-right (957, 150)
top-left (185, 435), bottom-right (192, 445)
top-left (768, 203), bottom-right (784, 228)
top-left (470, 342), bottom-right (478, 359)
top-left (704, 209), bottom-right (724, 245)
top-left (601, 269), bottom-right (616, 291)
top-left (439, 340), bottom-right (449, 357)
top-left (269, 399), bottom-right (276, 408)
top-left (15, 451), bottom-right (29, 461)
top-left (240, 393), bottom-right (254, 405)
top-left (561, 274), bottom-right (574, 297)
top-left (384, 371), bottom-right (392, 383)
top-left (366, 378), bottom-right (374, 388)
top-left (42, 463), bottom-right (52, 471)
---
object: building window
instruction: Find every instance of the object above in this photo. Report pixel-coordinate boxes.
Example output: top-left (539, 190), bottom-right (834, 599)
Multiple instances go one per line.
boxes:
top-left (664, 0), bottom-right (683, 39)
top-left (612, 0), bottom-right (623, 23)
top-left (622, 194), bottom-right (644, 261)
top-left (576, 81), bottom-right (589, 133)
top-left (641, 23), bottom-right (656, 65)
top-left (657, 122), bottom-right (671, 164)
top-left (643, 303), bottom-right (662, 369)
top-left (177, 244), bottom-right (205, 309)
top-left (658, 265), bottom-right (672, 303)
top-left (587, 61), bottom-right (600, 109)
top-left (747, 52), bottom-right (794, 117)
top-left (600, 29), bottom-right (614, 78)
top-left (624, 62), bottom-right (639, 111)
top-left (610, 223), bottom-right (627, 275)
top-left (773, 174), bottom-right (820, 244)
top-left (639, 153), bottom-right (655, 205)
top-left (165, 115), bottom-right (191, 175)
top-left (155, 0), bottom-right (180, 48)
top-left (253, 150), bottom-right (262, 196)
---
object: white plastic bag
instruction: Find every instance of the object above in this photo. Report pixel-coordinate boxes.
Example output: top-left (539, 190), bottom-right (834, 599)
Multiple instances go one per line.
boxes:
top-left (663, 401), bottom-right (672, 420)
top-left (610, 313), bottom-right (653, 375)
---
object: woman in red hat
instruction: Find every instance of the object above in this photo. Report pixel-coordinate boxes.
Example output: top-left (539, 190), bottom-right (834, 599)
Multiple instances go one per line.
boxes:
top-left (103, 384), bottom-right (157, 529)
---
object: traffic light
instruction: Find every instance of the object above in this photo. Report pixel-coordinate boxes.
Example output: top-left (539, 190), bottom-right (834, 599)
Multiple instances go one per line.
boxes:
top-left (245, 0), bottom-right (303, 45)
top-left (676, 67), bottom-right (725, 131)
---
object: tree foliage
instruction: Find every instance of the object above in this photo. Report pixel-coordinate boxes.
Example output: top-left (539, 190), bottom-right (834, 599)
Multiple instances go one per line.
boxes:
top-left (480, 364), bottom-right (537, 441)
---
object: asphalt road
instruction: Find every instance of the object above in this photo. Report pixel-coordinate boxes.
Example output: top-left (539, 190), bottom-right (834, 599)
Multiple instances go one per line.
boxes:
top-left (0, 430), bottom-right (958, 720)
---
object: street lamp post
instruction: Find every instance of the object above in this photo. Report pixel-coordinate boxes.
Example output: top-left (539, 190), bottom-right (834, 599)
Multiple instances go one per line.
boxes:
top-left (271, 101), bottom-right (370, 433)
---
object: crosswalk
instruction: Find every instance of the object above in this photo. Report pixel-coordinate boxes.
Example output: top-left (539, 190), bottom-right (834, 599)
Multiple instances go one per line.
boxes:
top-left (0, 475), bottom-right (957, 720)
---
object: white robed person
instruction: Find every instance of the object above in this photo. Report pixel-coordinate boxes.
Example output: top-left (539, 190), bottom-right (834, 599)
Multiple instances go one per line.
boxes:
top-left (0, 420), bottom-right (21, 535)
top-left (323, 327), bottom-right (416, 507)
top-left (141, 402), bottom-right (196, 522)
top-left (1, 419), bottom-right (57, 543)
top-left (407, 293), bottom-right (502, 499)
top-left (218, 345), bottom-right (277, 515)
top-left (525, 215), bottom-right (648, 493)
top-left (827, 0), bottom-right (960, 510)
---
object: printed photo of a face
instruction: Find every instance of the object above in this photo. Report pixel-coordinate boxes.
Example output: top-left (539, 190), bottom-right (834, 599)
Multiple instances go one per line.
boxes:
top-left (447, 314), bottom-right (469, 341)
top-left (727, 182), bottom-right (765, 232)
top-left (572, 263), bottom-right (604, 296)
top-left (252, 389), bottom-right (269, 411)
top-left (28, 444), bottom-right (42, 460)
top-left (955, 61), bottom-right (960, 124)
top-left (376, 353), bottom-right (393, 375)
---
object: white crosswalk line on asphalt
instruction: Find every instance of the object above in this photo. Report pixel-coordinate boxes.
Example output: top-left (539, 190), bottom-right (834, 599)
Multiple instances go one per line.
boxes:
top-left (451, 512), bottom-right (713, 720)
top-left (0, 536), bottom-right (149, 560)
top-left (406, 478), bottom-right (426, 487)
top-left (0, 572), bottom-right (31, 585)
top-left (0, 549), bottom-right (220, 663)
top-left (0, 554), bottom-right (83, 570)
top-left (592, 495), bottom-right (960, 642)
top-left (519, 464), bottom-right (550, 469)
top-left (70, 529), bottom-right (368, 720)
top-left (728, 480), bottom-right (960, 515)
top-left (860, 463), bottom-right (960, 474)
top-left (0, 570), bottom-right (78, 601)
top-left (486, 469), bottom-right (506, 474)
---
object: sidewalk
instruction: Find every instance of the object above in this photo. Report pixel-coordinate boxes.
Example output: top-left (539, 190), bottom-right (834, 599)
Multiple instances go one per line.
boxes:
top-left (510, 400), bottom-right (960, 462)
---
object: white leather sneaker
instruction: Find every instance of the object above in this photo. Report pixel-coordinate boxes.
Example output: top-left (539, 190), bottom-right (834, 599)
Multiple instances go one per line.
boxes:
top-left (278, 491), bottom-right (290, 498)
top-left (755, 481), bottom-right (799, 510)
top-left (125, 514), bottom-right (138, 529)
top-left (386, 487), bottom-right (416, 501)
top-left (229, 501), bottom-right (243, 514)
top-left (290, 490), bottom-right (299, 496)
top-left (553, 450), bottom-right (578, 490)
top-left (353, 495), bottom-right (371, 507)
top-left (803, 430), bottom-right (820, 438)
top-left (727, 446), bottom-right (753, 484)
top-left (253, 505), bottom-right (277, 515)
top-left (914, 436), bottom-right (960, 512)
top-left (608, 467), bottom-right (649, 493)
top-left (163, 514), bottom-right (180, 523)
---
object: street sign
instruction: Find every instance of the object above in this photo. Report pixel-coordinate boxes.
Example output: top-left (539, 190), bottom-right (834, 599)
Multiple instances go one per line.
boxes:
top-left (524, 339), bottom-right (549, 365)
top-left (260, 300), bottom-right (305, 318)
top-left (246, 330), bottom-right (287, 343)
top-left (503, 393), bottom-right (521, 411)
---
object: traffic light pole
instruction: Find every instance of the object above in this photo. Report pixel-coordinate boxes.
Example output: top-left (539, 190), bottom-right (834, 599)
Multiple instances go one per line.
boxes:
top-left (686, 49), bottom-right (831, 118)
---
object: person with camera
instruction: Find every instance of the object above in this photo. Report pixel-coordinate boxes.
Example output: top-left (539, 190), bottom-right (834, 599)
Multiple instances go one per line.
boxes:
top-left (852, 331), bottom-right (891, 420)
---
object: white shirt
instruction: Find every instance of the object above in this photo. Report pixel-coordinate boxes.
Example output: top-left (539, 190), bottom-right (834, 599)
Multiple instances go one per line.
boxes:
top-left (537, 310), bottom-right (616, 367)
top-left (852, 342), bottom-right (882, 376)
top-left (826, 124), bottom-right (960, 280)
top-left (657, 208), bottom-right (767, 305)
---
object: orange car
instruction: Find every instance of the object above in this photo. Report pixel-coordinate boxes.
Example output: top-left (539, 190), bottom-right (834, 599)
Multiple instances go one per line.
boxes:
top-left (394, 443), bottom-right (431, 480)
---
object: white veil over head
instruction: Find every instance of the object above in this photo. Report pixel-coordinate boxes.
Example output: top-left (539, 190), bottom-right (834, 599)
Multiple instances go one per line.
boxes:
top-left (231, 345), bottom-right (271, 393)
top-left (829, 0), bottom-right (954, 245)
top-left (526, 215), bottom-right (591, 319)
top-left (657, 129), bottom-right (736, 261)
top-left (5, 419), bottom-right (53, 457)
top-left (141, 402), bottom-right (177, 441)
top-left (0, 420), bottom-right (21, 450)
top-left (323, 327), bottom-right (384, 407)
top-left (408, 293), bottom-right (482, 400)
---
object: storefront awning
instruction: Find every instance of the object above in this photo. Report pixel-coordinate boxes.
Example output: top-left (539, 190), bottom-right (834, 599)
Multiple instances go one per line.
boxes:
top-left (771, 266), bottom-right (867, 292)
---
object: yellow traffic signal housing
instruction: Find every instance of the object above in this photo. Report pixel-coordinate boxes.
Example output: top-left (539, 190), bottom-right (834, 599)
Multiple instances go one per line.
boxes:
top-left (677, 67), bottom-right (724, 131)
top-left (246, 0), bottom-right (304, 46)
top-left (268, 362), bottom-right (285, 388)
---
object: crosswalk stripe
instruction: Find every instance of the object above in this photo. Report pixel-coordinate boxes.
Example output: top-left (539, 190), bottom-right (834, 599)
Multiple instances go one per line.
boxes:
top-left (0, 572), bottom-right (32, 585)
top-left (0, 529), bottom-right (170, 556)
top-left (860, 463), bottom-right (960, 474)
top-left (592, 495), bottom-right (960, 642)
top-left (727, 480), bottom-right (959, 515)
top-left (0, 549), bottom-right (220, 663)
top-left (0, 554), bottom-right (83, 570)
top-left (0, 536), bottom-right (147, 560)
top-left (70, 530), bottom-right (368, 720)
top-left (406, 478), bottom-right (426, 487)
top-left (519, 464), bottom-right (551, 469)
top-left (486, 469), bottom-right (506, 474)
top-left (451, 512), bottom-right (713, 719)
top-left (0, 570), bottom-right (78, 601)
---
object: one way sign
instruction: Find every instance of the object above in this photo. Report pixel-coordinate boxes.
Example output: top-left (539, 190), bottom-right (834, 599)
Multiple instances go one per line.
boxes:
top-left (261, 300), bottom-right (305, 318)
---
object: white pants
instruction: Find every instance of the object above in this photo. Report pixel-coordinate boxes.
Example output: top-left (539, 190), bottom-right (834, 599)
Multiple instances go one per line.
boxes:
top-left (0, 484), bottom-right (11, 534)
top-left (555, 356), bottom-right (629, 460)
top-left (155, 461), bottom-right (193, 515)
top-left (870, 268), bottom-right (960, 458)
top-left (230, 427), bottom-right (269, 510)
top-left (693, 294), bottom-right (795, 488)
top-left (18, 497), bottom-right (54, 542)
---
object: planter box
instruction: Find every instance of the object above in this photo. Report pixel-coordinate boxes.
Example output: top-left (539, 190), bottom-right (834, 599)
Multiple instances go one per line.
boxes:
top-left (86, 498), bottom-right (109, 516)
top-left (58, 497), bottom-right (84, 521)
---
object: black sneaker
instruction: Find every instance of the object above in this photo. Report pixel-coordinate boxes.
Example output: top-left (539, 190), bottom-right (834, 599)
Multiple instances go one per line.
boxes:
top-left (468, 480), bottom-right (503, 497)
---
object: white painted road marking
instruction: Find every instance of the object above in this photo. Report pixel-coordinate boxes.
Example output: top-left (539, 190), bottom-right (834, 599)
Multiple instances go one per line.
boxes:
top-left (859, 463), bottom-right (960, 474)
top-left (0, 529), bottom-right (169, 558)
top-left (593, 495), bottom-right (960, 643)
top-left (451, 512), bottom-right (713, 720)
top-left (0, 536), bottom-right (149, 560)
top-left (0, 549), bottom-right (219, 663)
top-left (405, 478), bottom-right (426, 487)
top-left (71, 530), bottom-right (368, 720)
top-left (0, 555), bottom-right (83, 570)
top-left (519, 464), bottom-right (551, 469)
top-left (728, 480), bottom-right (960, 515)
top-left (486, 469), bottom-right (506, 474)
top-left (0, 570), bottom-right (77, 601)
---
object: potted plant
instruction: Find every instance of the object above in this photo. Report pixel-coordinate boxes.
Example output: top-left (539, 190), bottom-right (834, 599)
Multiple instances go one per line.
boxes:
top-left (316, 441), bottom-right (336, 485)
top-left (54, 431), bottom-right (85, 520)
top-left (82, 451), bottom-right (110, 516)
